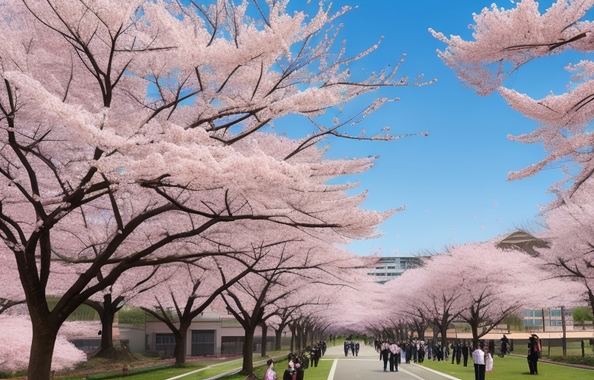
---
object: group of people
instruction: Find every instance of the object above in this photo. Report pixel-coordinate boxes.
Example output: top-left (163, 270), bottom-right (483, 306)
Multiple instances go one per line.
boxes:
top-left (372, 336), bottom-right (500, 378)
top-left (378, 340), bottom-right (402, 372)
top-left (307, 341), bottom-right (325, 367)
top-left (264, 357), bottom-right (304, 380)
top-left (343, 340), bottom-right (360, 357)
top-left (264, 352), bottom-right (307, 380)
top-left (264, 333), bottom-right (542, 380)
top-left (264, 341), bottom-right (329, 380)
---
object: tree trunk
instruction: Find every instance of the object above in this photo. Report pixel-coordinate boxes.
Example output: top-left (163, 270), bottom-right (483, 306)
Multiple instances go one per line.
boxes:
top-left (440, 324), bottom-right (449, 348)
top-left (290, 325), bottom-right (296, 353)
top-left (241, 326), bottom-right (256, 374)
top-left (174, 321), bottom-right (191, 366)
top-left (27, 323), bottom-right (58, 380)
top-left (588, 290), bottom-right (594, 325)
top-left (470, 323), bottom-right (479, 350)
top-left (99, 306), bottom-right (115, 353)
top-left (274, 327), bottom-right (283, 351)
top-left (260, 321), bottom-right (268, 357)
top-left (561, 306), bottom-right (567, 359)
top-left (85, 294), bottom-right (124, 358)
top-left (301, 327), bottom-right (307, 351)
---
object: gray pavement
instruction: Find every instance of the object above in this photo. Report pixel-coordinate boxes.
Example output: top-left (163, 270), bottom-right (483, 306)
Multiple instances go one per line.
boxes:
top-left (320, 342), bottom-right (460, 380)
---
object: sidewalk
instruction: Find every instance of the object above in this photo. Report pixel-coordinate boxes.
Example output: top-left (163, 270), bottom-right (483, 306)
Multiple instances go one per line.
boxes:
top-left (322, 342), bottom-right (459, 380)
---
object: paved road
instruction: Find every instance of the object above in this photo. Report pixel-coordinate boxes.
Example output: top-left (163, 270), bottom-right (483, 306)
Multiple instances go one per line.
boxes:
top-left (319, 343), bottom-right (459, 380)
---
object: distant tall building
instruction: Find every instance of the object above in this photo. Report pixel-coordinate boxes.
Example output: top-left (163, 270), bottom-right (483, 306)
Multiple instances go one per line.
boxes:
top-left (367, 256), bottom-right (421, 284)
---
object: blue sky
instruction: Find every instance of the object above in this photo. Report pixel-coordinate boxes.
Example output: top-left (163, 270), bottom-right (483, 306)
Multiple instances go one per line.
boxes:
top-left (279, 0), bottom-right (588, 256)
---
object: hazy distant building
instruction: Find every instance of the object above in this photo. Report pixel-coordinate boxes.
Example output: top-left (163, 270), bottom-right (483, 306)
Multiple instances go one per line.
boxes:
top-left (367, 256), bottom-right (421, 284)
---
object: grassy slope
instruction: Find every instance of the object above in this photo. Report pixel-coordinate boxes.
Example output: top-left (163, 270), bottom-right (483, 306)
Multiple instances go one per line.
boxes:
top-left (419, 355), bottom-right (593, 380)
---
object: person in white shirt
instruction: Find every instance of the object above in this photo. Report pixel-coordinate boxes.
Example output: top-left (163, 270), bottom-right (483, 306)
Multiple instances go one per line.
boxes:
top-left (472, 342), bottom-right (486, 380)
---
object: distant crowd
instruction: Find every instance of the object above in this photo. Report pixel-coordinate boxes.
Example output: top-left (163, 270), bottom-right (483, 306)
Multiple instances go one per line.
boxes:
top-left (373, 333), bottom-right (542, 378)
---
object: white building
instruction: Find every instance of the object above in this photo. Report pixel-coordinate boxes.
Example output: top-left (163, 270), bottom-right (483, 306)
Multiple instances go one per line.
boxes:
top-left (367, 256), bottom-right (421, 284)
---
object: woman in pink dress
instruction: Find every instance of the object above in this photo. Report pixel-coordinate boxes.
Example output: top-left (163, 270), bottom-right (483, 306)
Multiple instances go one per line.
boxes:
top-left (264, 359), bottom-right (277, 380)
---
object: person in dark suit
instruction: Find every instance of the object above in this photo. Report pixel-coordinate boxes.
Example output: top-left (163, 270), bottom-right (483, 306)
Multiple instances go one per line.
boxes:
top-left (380, 341), bottom-right (390, 372)
top-left (283, 360), bottom-right (296, 380)
top-left (500, 335), bottom-right (509, 357)
top-left (462, 341), bottom-right (469, 367)
top-left (310, 344), bottom-right (320, 367)
top-left (527, 334), bottom-right (540, 375)
top-left (455, 342), bottom-right (462, 364)
top-left (344, 340), bottom-right (349, 357)
top-left (354, 341), bottom-right (360, 356)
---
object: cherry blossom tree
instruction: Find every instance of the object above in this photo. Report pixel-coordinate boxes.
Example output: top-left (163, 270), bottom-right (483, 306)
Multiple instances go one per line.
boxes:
top-left (220, 239), bottom-right (371, 374)
top-left (0, 0), bottom-right (426, 378)
top-left (435, 243), bottom-right (547, 349)
top-left (431, 0), bottom-right (594, 196)
top-left (0, 315), bottom-right (86, 373)
top-left (539, 178), bottom-right (594, 318)
top-left (390, 240), bottom-right (583, 349)
top-left (136, 253), bottom-right (261, 366)
top-left (387, 263), bottom-right (464, 348)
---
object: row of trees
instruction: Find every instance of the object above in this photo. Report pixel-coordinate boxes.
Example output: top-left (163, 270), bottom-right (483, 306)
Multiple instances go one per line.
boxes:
top-left (361, 239), bottom-right (583, 350)
top-left (0, 0), bottom-right (426, 378)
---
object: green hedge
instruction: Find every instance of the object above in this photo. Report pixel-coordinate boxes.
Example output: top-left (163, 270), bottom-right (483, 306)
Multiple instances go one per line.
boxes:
top-left (548, 355), bottom-right (594, 367)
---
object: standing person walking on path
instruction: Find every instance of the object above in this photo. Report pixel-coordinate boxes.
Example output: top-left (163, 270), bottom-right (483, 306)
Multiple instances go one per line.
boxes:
top-left (388, 341), bottom-right (397, 372)
top-left (380, 341), bottom-right (390, 372)
top-left (472, 343), bottom-right (486, 380)
top-left (389, 341), bottom-right (400, 372)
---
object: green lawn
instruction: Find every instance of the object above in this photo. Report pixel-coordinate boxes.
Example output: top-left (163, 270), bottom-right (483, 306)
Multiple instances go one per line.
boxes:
top-left (540, 340), bottom-right (594, 357)
top-left (58, 352), bottom-right (289, 380)
top-left (419, 355), bottom-right (593, 379)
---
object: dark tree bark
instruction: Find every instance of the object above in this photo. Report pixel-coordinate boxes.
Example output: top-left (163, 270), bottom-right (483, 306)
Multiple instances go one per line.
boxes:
top-left (85, 294), bottom-right (124, 357)
top-left (260, 321), bottom-right (268, 357)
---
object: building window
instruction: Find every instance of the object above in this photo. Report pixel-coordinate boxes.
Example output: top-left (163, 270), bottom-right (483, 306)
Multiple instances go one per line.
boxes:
top-left (156, 334), bottom-right (175, 345)
top-left (387, 266), bottom-right (396, 269)
top-left (524, 310), bottom-right (542, 318)
top-left (550, 310), bottom-right (562, 317)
